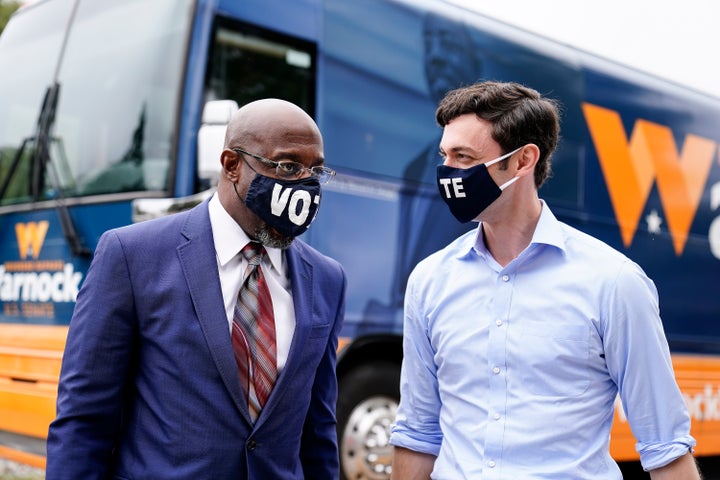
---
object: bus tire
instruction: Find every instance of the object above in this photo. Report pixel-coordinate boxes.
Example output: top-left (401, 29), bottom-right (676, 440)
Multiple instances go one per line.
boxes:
top-left (337, 361), bottom-right (400, 480)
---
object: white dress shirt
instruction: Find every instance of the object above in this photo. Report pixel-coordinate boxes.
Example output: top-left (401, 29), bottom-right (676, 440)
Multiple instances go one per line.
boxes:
top-left (208, 193), bottom-right (295, 372)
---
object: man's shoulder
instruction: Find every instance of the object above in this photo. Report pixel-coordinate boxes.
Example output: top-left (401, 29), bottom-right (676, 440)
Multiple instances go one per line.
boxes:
top-left (555, 221), bottom-right (652, 285)
top-left (425, 228), bottom-right (476, 262)
top-left (289, 238), bottom-right (345, 277)
top-left (558, 221), bottom-right (629, 263)
top-left (103, 203), bottom-right (203, 248)
top-left (135, 201), bottom-right (207, 232)
top-left (410, 229), bottom-right (476, 280)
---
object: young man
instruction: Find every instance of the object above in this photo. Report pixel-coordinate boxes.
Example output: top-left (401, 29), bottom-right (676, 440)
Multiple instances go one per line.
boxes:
top-left (390, 81), bottom-right (699, 479)
top-left (47, 99), bottom-right (346, 479)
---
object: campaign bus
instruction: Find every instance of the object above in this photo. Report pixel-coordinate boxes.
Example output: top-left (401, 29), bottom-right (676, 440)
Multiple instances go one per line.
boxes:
top-left (1, 0), bottom-right (719, 477)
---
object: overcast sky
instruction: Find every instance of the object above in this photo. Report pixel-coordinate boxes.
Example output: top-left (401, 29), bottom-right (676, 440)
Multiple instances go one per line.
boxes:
top-left (446, 0), bottom-right (720, 99)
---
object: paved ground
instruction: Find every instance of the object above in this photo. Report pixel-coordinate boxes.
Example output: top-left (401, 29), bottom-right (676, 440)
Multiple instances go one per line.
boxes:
top-left (1, 457), bottom-right (718, 479)
top-left (0, 459), bottom-right (44, 480)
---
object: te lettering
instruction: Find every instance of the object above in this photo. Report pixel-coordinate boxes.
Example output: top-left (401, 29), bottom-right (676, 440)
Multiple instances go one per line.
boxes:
top-left (439, 177), bottom-right (466, 198)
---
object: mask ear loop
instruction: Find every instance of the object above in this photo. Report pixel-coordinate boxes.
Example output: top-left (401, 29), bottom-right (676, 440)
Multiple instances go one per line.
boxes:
top-left (485, 146), bottom-right (523, 190)
top-left (484, 146), bottom-right (522, 168)
top-left (498, 176), bottom-right (519, 190)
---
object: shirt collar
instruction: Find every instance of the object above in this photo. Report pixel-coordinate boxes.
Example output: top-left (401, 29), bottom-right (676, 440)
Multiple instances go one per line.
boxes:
top-left (208, 194), bottom-right (283, 272)
top-left (468, 200), bottom-right (567, 260)
top-left (530, 200), bottom-right (566, 254)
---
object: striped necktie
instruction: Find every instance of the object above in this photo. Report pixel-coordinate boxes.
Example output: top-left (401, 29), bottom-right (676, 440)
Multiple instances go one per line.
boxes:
top-left (232, 242), bottom-right (277, 422)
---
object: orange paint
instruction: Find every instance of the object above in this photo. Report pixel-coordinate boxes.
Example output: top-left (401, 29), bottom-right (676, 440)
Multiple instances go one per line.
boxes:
top-left (582, 103), bottom-right (715, 255)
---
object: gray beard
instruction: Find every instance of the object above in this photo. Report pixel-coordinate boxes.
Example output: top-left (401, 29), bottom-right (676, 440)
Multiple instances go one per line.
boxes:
top-left (254, 223), bottom-right (294, 250)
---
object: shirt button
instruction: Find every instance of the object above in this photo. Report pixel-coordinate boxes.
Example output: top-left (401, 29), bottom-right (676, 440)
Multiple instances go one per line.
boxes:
top-left (495, 319), bottom-right (503, 326)
top-left (501, 274), bottom-right (509, 282)
top-left (493, 413), bottom-right (501, 420)
top-left (492, 366), bottom-right (500, 374)
top-left (488, 460), bottom-right (496, 468)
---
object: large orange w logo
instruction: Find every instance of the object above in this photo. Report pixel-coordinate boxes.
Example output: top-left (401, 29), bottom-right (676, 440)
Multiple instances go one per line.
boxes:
top-left (582, 103), bottom-right (716, 255)
top-left (15, 221), bottom-right (49, 259)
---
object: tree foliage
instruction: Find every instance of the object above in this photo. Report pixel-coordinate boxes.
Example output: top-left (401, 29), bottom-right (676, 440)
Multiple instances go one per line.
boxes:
top-left (0, 1), bottom-right (21, 35)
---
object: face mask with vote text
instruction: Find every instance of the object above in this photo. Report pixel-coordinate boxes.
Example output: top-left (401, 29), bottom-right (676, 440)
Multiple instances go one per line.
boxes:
top-left (436, 147), bottom-right (521, 223)
top-left (244, 171), bottom-right (322, 237)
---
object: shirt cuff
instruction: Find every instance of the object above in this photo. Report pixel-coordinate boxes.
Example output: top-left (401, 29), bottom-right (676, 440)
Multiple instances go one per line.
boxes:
top-left (637, 436), bottom-right (696, 471)
top-left (389, 427), bottom-right (442, 457)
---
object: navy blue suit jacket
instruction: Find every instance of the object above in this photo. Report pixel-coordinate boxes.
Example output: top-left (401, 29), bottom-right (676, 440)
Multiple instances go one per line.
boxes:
top-left (46, 199), bottom-right (346, 479)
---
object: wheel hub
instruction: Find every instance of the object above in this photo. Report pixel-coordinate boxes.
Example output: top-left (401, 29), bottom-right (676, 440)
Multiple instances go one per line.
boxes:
top-left (340, 396), bottom-right (397, 479)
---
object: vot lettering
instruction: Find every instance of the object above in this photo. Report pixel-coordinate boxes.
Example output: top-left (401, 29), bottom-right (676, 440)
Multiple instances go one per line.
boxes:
top-left (270, 184), bottom-right (320, 226)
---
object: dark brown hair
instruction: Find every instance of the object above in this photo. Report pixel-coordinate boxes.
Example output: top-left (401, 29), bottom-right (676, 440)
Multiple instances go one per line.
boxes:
top-left (435, 81), bottom-right (560, 187)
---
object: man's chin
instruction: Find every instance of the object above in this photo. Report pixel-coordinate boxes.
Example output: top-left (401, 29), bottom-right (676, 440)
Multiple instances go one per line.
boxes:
top-left (255, 225), bottom-right (294, 250)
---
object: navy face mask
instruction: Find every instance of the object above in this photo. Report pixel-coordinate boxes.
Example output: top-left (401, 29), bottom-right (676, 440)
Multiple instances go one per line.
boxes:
top-left (436, 147), bottom-right (521, 223)
top-left (241, 172), bottom-right (322, 237)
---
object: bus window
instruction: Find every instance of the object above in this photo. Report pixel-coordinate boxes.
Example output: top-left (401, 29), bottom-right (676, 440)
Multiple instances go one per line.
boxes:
top-left (204, 19), bottom-right (316, 117)
top-left (0, 0), bottom-right (74, 205)
top-left (0, 0), bottom-right (194, 205)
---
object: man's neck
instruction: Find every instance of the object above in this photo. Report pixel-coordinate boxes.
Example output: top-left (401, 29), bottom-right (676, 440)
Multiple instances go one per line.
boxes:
top-left (481, 199), bottom-right (543, 267)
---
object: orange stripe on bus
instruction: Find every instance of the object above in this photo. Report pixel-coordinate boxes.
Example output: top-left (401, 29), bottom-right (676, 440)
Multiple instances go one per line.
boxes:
top-left (610, 353), bottom-right (720, 460)
top-left (0, 445), bottom-right (46, 470)
top-left (0, 324), bottom-right (67, 439)
top-left (2, 327), bottom-right (720, 464)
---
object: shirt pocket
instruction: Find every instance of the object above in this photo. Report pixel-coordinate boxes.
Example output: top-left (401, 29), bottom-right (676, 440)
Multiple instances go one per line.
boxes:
top-left (517, 323), bottom-right (591, 397)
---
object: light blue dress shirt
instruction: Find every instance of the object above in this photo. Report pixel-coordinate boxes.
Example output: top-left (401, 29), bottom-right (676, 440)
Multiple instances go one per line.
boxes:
top-left (390, 201), bottom-right (695, 479)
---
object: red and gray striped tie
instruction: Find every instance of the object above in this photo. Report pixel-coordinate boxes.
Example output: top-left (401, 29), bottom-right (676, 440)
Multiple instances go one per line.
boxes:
top-left (232, 242), bottom-right (277, 422)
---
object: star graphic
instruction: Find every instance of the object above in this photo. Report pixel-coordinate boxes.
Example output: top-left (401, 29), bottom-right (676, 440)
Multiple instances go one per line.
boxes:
top-left (646, 209), bottom-right (663, 234)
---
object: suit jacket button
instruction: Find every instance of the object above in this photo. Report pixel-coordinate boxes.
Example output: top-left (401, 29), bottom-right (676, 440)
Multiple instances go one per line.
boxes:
top-left (247, 439), bottom-right (257, 451)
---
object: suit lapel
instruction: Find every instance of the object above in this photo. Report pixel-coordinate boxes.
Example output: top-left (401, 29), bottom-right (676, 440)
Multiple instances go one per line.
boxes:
top-left (177, 201), bottom-right (251, 421)
top-left (255, 242), bottom-right (314, 426)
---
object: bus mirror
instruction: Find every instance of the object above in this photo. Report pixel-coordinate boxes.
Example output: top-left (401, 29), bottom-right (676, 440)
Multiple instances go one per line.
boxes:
top-left (197, 99), bottom-right (239, 186)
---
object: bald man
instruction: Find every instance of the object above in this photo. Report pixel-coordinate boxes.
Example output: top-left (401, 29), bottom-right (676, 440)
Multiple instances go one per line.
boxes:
top-left (47, 99), bottom-right (347, 479)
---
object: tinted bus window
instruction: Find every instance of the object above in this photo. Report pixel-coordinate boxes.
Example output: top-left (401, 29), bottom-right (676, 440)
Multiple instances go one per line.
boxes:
top-left (204, 20), bottom-right (316, 116)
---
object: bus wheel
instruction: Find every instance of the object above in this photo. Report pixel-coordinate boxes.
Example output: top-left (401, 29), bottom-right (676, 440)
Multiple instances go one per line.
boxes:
top-left (338, 361), bottom-right (400, 480)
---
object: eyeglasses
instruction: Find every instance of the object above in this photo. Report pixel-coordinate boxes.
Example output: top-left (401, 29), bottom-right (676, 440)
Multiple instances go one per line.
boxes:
top-left (233, 147), bottom-right (336, 184)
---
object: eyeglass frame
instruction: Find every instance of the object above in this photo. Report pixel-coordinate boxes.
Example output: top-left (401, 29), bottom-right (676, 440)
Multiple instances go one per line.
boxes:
top-left (232, 147), bottom-right (336, 184)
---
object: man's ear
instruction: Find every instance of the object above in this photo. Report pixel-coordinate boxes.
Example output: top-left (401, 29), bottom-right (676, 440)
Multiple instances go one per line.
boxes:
top-left (515, 144), bottom-right (540, 177)
top-left (221, 149), bottom-right (241, 182)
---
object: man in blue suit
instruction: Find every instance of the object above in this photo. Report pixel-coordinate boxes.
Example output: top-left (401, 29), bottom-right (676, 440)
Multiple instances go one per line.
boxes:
top-left (46, 99), bottom-right (346, 479)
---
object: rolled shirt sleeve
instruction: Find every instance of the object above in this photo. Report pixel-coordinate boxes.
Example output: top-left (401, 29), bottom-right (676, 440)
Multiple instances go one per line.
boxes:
top-left (603, 260), bottom-right (695, 471)
top-left (390, 266), bottom-right (443, 456)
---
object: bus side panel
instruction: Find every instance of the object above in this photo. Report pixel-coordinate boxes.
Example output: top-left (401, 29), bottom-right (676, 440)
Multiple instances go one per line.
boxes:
top-left (0, 201), bottom-right (133, 464)
top-left (0, 324), bottom-right (66, 439)
top-left (0, 201), bottom-right (132, 326)
top-left (582, 68), bottom-right (720, 346)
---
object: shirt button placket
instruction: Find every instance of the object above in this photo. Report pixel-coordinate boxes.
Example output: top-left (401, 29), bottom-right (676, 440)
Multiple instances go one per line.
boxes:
top-left (484, 270), bottom-right (512, 477)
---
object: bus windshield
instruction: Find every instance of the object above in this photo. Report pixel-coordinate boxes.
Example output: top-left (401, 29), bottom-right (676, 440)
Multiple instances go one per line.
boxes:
top-left (0, 0), bottom-right (194, 205)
